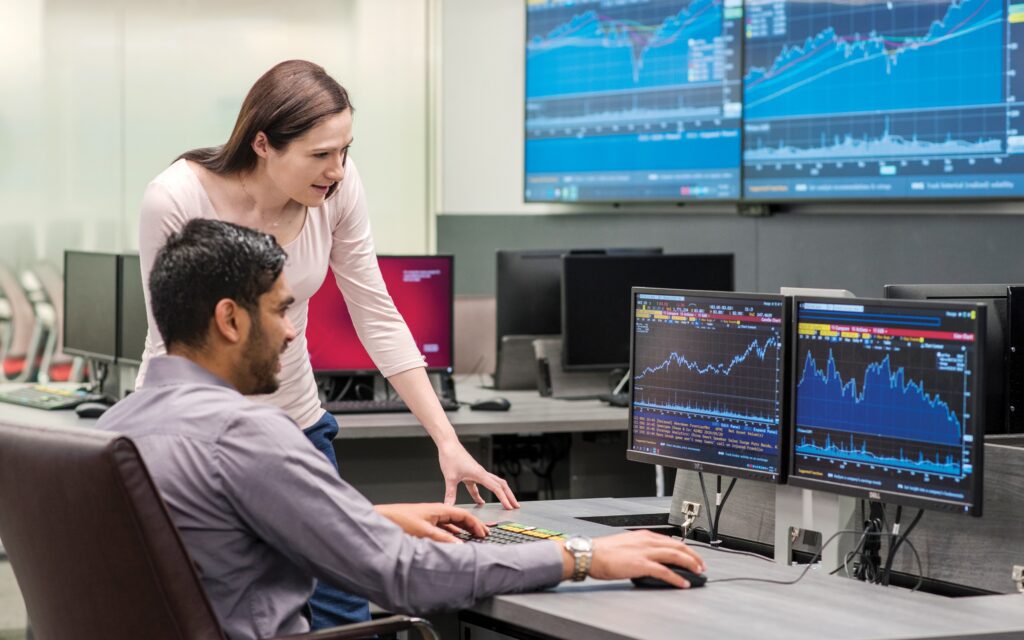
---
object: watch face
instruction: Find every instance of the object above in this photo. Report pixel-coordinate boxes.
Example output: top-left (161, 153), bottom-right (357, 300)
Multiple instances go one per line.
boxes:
top-left (565, 536), bottom-right (593, 553)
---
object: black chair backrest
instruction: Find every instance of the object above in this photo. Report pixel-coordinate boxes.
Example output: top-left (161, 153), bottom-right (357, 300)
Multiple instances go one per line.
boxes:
top-left (0, 421), bottom-right (224, 640)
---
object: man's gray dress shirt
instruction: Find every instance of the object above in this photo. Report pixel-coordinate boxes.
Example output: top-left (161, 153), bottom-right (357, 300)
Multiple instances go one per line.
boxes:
top-left (96, 356), bottom-right (563, 640)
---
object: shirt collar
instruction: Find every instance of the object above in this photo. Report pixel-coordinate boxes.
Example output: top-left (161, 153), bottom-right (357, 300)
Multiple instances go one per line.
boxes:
top-left (143, 355), bottom-right (237, 391)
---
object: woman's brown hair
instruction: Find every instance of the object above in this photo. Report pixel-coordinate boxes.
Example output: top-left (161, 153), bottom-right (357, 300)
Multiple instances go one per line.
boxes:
top-left (179, 60), bottom-right (353, 199)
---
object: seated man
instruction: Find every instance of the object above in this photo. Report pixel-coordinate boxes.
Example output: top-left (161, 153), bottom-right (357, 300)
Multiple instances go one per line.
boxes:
top-left (97, 219), bottom-right (705, 640)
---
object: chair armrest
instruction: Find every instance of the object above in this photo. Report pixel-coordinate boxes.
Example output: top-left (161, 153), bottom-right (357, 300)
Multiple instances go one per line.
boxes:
top-left (274, 614), bottom-right (439, 640)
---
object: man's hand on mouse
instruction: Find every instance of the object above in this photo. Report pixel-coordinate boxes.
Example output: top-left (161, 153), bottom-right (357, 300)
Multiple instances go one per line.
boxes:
top-left (557, 530), bottom-right (706, 588)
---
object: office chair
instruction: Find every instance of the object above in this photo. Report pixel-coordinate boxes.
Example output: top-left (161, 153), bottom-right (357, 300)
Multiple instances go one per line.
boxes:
top-left (0, 265), bottom-right (37, 382)
top-left (0, 421), bottom-right (439, 640)
top-left (21, 264), bottom-right (84, 383)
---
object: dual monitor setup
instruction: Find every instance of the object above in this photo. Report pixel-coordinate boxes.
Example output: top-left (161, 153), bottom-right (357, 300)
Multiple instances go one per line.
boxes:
top-left (623, 285), bottom-right (1024, 523)
top-left (494, 249), bottom-right (734, 392)
top-left (60, 252), bottom-right (457, 413)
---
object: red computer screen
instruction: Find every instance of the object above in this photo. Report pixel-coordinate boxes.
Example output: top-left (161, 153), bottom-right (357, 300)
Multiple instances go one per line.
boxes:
top-left (306, 255), bottom-right (453, 373)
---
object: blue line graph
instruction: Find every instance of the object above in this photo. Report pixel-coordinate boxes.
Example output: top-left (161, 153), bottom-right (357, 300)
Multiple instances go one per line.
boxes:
top-left (636, 334), bottom-right (781, 380)
top-left (527, 0), bottom-right (726, 97)
top-left (745, 117), bottom-right (1004, 164)
top-left (795, 431), bottom-right (962, 476)
top-left (633, 325), bottom-right (782, 425)
top-left (796, 349), bottom-right (963, 447)
top-left (744, 0), bottom-right (1004, 120)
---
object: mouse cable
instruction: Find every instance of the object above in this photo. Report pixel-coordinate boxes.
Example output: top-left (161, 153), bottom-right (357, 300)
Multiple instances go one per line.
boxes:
top-left (706, 529), bottom-right (923, 591)
top-left (679, 534), bottom-right (775, 563)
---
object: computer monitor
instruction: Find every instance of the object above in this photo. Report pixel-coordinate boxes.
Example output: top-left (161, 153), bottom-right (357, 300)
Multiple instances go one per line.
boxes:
top-left (561, 253), bottom-right (734, 370)
top-left (63, 251), bottom-right (120, 362)
top-left (884, 284), bottom-right (1024, 435)
top-left (494, 247), bottom-right (664, 353)
top-left (742, 0), bottom-right (1024, 200)
top-left (525, 0), bottom-right (743, 202)
top-left (626, 288), bottom-right (788, 482)
top-left (306, 255), bottom-right (454, 374)
top-left (117, 254), bottom-right (148, 366)
top-left (790, 296), bottom-right (985, 516)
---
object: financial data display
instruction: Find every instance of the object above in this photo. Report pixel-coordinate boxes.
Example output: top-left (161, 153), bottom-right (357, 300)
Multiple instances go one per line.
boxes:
top-left (628, 289), bottom-right (786, 481)
top-left (743, 0), bottom-right (1024, 199)
top-left (306, 256), bottom-right (453, 374)
top-left (791, 298), bottom-right (984, 515)
top-left (525, 0), bottom-right (744, 202)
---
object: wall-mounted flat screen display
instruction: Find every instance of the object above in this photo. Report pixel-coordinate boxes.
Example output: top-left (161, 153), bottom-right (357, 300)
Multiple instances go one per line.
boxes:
top-left (743, 0), bottom-right (1024, 200)
top-left (525, 0), bottom-right (744, 202)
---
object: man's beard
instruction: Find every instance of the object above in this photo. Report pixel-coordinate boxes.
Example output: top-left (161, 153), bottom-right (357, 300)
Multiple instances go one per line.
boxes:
top-left (241, 315), bottom-right (282, 396)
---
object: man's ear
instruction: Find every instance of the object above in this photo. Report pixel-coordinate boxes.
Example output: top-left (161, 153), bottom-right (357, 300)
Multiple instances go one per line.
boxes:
top-left (252, 131), bottom-right (270, 159)
top-left (212, 299), bottom-right (247, 345)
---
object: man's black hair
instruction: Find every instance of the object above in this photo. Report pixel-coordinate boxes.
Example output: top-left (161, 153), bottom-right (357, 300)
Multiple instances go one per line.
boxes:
top-left (149, 218), bottom-right (287, 350)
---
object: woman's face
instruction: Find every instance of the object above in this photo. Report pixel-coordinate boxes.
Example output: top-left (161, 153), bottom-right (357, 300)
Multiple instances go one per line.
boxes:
top-left (263, 109), bottom-right (353, 207)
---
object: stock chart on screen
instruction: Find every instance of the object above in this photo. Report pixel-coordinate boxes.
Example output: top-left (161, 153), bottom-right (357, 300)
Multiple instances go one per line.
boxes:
top-left (525, 0), bottom-right (744, 202)
top-left (628, 290), bottom-right (786, 481)
top-left (791, 299), bottom-right (984, 514)
top-left (743, 0), bottom-right (1024, 199)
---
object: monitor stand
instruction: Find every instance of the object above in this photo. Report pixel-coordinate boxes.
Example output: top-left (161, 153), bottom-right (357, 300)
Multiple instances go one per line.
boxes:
top-left (774, 485), bottom-right (858, 569)
top-left (494, 335), bottom-right (553, 390)
top-left (532, 337), bottom-right (609, 399)
top-left (776, 284), bottom-right (858, 568)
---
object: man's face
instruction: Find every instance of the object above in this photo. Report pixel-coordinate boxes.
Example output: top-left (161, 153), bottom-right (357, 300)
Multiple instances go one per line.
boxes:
top-left (239, 274), bottom-right (296, 395)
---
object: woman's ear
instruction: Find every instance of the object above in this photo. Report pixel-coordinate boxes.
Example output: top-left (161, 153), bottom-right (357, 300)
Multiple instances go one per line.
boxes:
top-left (252, 131), bottom-right (270, 159)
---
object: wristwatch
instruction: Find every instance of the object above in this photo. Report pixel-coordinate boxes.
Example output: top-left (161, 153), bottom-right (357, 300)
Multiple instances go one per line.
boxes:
top-left (564, 535), bottom-right (594, 582)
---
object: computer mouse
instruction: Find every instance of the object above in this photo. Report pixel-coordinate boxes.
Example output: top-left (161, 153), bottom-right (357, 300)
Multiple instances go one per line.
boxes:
top-left (75, 402), bottom-right (110, 419)
top-left (631, 565), bottom-right (707, 589)
top-left (470, 397), bottom-right (511, 411)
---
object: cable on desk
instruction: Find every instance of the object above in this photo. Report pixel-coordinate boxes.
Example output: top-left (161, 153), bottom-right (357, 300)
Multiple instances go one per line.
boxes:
top-left (880, 508), bottom-right (923, 587)
top-left (712, 476), bottom-right (737, 542)
top-left (682, 534), bottom-right (775, 563)
top-left (706, 529), bottom-right (923, 591)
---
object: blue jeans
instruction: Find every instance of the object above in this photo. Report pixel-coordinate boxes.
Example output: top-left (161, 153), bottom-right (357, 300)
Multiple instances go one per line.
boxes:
top-left (303, 412), bottom-right (371, 629)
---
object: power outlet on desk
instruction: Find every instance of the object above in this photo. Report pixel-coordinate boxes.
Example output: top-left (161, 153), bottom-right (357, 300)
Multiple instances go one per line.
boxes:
top-left (1013, 565), bottom-right (1024, 593)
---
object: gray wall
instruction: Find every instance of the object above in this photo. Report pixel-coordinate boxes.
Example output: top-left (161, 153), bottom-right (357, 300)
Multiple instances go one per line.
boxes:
top-left (439, 213), bottom-right (1024, 296)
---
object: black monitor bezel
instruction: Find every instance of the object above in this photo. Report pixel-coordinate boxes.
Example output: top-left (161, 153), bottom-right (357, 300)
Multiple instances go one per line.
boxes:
top-left (62, 250), bottom-right (120, 363)
top-left (626, 287), bottom-right (790, 484)
top-left (310, 254), bottom-right (455, 377)
top-left (116, 253), bottom-right (147, 366)
top-left (494, 247), bottom-right (665, 358)
top-left (561, 253), bottom-right (735, 371)
top-left (788, 295), bottom-right (986, 517)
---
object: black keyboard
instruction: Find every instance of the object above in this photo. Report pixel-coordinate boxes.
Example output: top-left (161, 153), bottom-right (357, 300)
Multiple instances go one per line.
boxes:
top-left (323, 397), bottom-right (461, 414)
top-left (0, 385), bottom-right (91, 410)
top-left (456, 522), bottom-right (566, 545)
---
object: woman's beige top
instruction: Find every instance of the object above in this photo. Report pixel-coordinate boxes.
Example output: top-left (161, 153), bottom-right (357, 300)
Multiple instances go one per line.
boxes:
top-left (137, 158), bottom-right (425, 428)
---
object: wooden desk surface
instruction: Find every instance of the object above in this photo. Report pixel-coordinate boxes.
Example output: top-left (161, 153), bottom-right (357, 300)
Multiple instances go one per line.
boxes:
top-left (464, 498), bottom-right (1024, 640)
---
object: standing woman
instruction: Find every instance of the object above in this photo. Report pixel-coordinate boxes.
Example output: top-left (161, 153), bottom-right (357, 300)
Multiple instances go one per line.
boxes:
top-left (136, 60), bottom-right (518, 629)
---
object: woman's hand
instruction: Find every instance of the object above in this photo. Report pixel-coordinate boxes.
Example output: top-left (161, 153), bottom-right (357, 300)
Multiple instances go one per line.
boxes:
top-left (374, 503), bottom-right (488, 543)
top-left (438, 441), bottom-right (520, 510)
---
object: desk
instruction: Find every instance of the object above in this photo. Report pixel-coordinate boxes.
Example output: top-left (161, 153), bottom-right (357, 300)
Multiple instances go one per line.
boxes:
top-left (331, 381), bottom-right (646, 503)
top-left (0, 380), bottom-right (628, 434)
top-left (0, 381), bottom-right (650, 504)
top-left (334, 380), bottom-right (627, 439)
top-left (462, 498), bottom-right (1024, 640)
